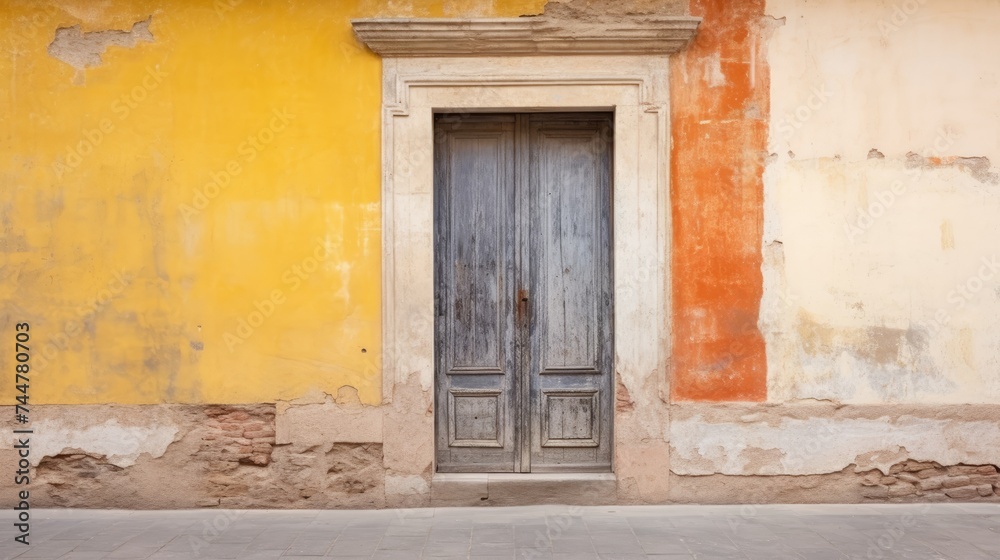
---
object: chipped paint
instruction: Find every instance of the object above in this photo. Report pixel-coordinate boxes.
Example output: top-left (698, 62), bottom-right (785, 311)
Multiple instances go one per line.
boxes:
top-left (670, 0), bottom-right (771, 401)
top-left (671, 408), bottom-right (1000, 476)
top-left (33, 418), bottom-right (179, 468)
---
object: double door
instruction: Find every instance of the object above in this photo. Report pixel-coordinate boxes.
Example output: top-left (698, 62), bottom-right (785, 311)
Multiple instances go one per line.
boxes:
top-left (434, 112), bottom-right (613, 473)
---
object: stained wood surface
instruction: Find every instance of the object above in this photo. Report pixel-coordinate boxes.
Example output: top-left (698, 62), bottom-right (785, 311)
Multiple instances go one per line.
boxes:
top-left (435, 113), bottom-right (613, 473)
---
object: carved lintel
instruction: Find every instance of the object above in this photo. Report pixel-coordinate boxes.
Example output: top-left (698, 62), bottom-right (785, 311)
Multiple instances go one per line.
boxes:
top-left (351, 16), bottom-right (701, 57)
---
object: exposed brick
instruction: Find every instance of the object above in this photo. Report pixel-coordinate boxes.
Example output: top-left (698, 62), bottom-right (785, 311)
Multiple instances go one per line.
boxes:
top-left (904, 461), bottom-right (938, 472)
top-left (976, 485), bottom-right (995, 497)
top-left (895, 473), bottom-right (920, 484)
top-left (888, 482), bottom-right (917, 498)
top-left (946, 465), bottom-right (983, 476)
top-left (944, 487), bottom-right (979, 500)
top-left (916, 468), bottom-right (940, 479)
top-left (245, 429), bottom-right (276, 439)
top-left (975, 465), bottom-right (999, 475)
top-left (942, 476), bottom-right (971, 489)
top-left (244, 454), bottom-right (270, 466)
top-left (969, 474), bottom-right (1000, 487)
top-left (197, 405), bottom-right (276, 475)
top-left (919, 477), bottom-right (945, 491)
top-left (862, 486), bottom-right (889, 499)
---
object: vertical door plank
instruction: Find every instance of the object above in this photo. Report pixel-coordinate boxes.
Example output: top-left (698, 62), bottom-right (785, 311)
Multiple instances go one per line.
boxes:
top-left (527, 113), bottom-right (614, 472)
top-left (434, 114), bottom-right (518, 472)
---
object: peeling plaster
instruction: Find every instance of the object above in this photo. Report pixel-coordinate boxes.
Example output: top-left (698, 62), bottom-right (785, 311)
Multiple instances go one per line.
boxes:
top-left (32, 418), bottom-right (178, 468)
top-left (670, 414), bottom-right (1000, 476)
top-left (48, 17), bottom-right (154, 70)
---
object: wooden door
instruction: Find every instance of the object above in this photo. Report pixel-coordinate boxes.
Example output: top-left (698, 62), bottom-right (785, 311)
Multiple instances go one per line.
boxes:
top-left (435, 113), bottom-right (613, 473)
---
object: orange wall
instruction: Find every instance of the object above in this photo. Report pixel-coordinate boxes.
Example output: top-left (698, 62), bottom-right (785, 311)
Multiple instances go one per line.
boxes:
top-left (670, 0), bottom-right (769, 401)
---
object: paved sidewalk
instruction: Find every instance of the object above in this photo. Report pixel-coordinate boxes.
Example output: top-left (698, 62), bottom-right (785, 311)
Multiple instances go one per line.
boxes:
top-left (2, 504), bottom-right (998, 559)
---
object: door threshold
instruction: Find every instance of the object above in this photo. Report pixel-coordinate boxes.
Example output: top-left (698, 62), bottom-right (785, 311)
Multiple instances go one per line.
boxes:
top-left (431, 472), bottom-right (617, 506)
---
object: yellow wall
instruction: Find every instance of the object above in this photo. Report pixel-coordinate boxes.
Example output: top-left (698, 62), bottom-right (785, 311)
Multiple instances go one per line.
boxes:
top-left (0, 0), bottom-right (544, 405)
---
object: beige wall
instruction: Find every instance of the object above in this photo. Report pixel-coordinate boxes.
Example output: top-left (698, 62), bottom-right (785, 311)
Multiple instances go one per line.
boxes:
top-left (763, 0), bottom-right (1000, 405)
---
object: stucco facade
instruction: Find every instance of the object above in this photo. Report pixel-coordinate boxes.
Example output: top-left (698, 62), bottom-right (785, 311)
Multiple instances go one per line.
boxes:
top-left (1, 0), bottom-right (999, 507)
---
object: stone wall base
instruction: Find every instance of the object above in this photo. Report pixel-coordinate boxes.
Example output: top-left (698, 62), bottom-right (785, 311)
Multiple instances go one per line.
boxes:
top-left (2, 403), bottom-right (998, 508)
top-left (668, 462), bottom-right (1000, 505)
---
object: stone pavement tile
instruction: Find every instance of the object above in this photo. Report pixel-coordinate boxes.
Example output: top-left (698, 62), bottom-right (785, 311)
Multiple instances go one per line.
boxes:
top-left (384, 524), bottom-right (430, 537)
top-left (190, 542), bottom-right (251, 559)
top-left (785, 549), bottom-right (846, 560)
top-left (286, 557), bottom-right (360, 560)
top-left (71, 535), bottom-right (135, 552)
top-left (372, 551), bottom-right (423, 560)
top-left (120, 531), bottom-right (178, 548)
top-left (1, 504), bottom-right (996, 560)
top-left (245, 532), bottom-right (300, 551)
top-left (423, 541), bottom-right (471, 557)
top-left (14, 541), bottom-right (79, 558)
top-left (923, 539), bottom-right (997, 559)
top-left (550, 554), bottom-right (599, 560)
top-left (284, 536), bottom-right (336, 556)
top-left (232, 551), bottom-right (285, 560)
top-left (550, 537), bottom-right (595, 553)
top-left (337, 527), bottom-right (387, 540)
top-left (212, 529), bottom-right (262, 544)
top-left (741, 547), bottom-right (803, 560)
top-left (103, 544), bottom-right (162, 558)
top-left (377, 535), bottom-right (427, 550)
top-left (145, 552), bottom-right (194, 560)
top-left (637, 536), bottom-right (690, 555)
top-left (592, 538), bottom-right (644, 554)
top-left (513, 552), bottom-right (554, 560)
top-left (55, 553), bottom-right (110, 560)
top-left (472, 527), bottom-right (515, 544)
top-left (681, 543), bottom-right (747, 559)
top-left (427, 531), bottom-right (472, 544)
top-left (326, 539), bottom-right (380, 557)
top-left (470, 541), bottom-right (516, 555)
top-left (46, 521), bottom-right (105, 541)
top-left (513, 525), bottom-right (549, 545)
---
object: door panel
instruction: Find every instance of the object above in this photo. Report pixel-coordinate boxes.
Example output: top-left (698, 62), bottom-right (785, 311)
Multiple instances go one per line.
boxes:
top-left (435, 115), bottom-right (517, 472)
top-left (528, 115), bottom-right (613, 471)
top-left (435, 113), bottom-right (613, 473)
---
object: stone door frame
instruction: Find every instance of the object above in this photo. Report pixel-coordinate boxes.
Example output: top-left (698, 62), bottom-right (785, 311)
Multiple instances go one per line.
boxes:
top-left (352, 17), bottom-right (700, 505)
